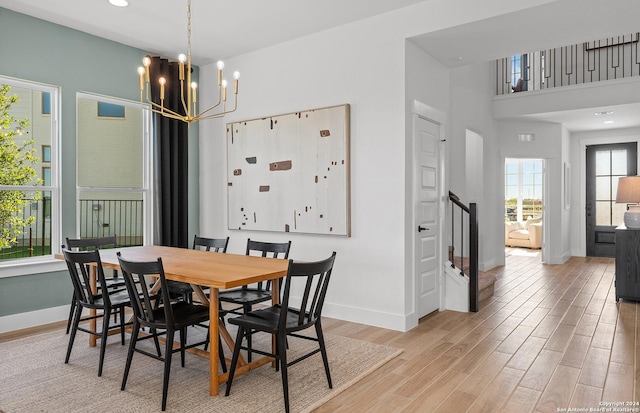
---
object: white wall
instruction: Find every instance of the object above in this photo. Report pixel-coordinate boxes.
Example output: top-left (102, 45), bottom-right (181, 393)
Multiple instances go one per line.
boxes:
top-left (199, 16), bottom-right (409, 331)
top-left (196, 0), bottom-right (567, 331)
top-left (449, 62), bottom-right (501, 270)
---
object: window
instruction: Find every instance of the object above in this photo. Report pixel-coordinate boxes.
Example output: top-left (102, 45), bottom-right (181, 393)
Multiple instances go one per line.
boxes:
top-left (595, 149), bottom-right (627, 226)
top-left (505, 159), bottom-right (543, 222)
top-left (97, 101), bottom-right (125, 118)
top-left (41, 92), bottom-right (51, 115)
top-left (0, 76), bottom-right (59, 264)
top-left (511, 54), bottom-right (529, 91)
top-left (42, 145), bottom-right (51, 162)
top-left (76, 93), bottom-right (151, 246)
top-left (511, 55), bottom-right (522, 84)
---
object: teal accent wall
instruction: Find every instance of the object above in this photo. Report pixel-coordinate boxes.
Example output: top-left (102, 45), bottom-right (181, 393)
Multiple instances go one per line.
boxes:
top-left (0, 8), bottom-right (200, 317)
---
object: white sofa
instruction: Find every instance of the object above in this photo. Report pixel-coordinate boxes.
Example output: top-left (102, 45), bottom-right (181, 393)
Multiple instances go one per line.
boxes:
top-left (505, 218), bottom-right (542, 249)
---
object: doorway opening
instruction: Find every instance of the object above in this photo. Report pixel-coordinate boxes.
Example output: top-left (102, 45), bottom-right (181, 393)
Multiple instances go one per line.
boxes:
top-left (504, 158), bottom-right (544, 255)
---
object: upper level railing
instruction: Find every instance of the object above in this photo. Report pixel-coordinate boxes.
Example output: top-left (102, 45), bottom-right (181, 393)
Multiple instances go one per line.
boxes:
top-left (496, 33), bottom-right (640, 95)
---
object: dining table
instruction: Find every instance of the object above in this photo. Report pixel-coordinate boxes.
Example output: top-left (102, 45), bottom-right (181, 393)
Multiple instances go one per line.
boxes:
top-left (93, 245), bottom-right (289, 396)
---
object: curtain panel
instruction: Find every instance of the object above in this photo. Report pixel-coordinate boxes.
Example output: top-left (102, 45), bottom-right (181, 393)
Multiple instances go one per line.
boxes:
top-left (148, 57), bottom-right (189, 248)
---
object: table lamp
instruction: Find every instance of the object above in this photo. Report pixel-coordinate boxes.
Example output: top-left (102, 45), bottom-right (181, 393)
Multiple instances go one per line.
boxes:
top-left (615, 176), bottom-right (640, 229)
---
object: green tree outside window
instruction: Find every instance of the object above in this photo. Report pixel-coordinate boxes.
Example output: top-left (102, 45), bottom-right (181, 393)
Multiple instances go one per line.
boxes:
top-left (0, 84), bottom-right (42, 249)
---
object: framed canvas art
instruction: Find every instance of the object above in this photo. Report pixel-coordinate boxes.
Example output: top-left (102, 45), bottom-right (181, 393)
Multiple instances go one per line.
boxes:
top-left (227, 104), bottom-right (351, 236)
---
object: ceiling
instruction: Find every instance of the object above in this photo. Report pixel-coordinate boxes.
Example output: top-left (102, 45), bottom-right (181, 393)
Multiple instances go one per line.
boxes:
top-left (2, 0), bottom-right (639, 132)
top-left (0, 0), bottom-right (426, 65)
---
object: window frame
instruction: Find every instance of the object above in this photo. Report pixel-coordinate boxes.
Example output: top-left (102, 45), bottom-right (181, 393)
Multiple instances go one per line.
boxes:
top-left (0, 75), bottom-right (61, 277)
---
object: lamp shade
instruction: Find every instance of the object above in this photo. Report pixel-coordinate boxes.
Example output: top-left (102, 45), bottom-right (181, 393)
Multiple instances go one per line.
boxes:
top-left (616, 176), bottom-right (640, 203)
top-left (616, 176), bottom-right (640, 229)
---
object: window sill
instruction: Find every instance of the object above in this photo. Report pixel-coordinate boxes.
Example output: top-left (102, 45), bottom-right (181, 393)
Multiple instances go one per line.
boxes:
top-left (0, 256), bottom-right (66, 279)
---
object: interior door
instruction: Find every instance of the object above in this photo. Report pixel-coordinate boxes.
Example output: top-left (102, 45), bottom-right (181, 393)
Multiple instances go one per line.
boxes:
top-left (415, 115), bottom-right (441, 318)
top-left (586, 142), bottom-right (637, 257)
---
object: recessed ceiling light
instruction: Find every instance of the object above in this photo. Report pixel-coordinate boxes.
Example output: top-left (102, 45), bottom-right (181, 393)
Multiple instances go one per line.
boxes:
top-left (604, 120), bottom-right (615, 124)
top-left (109, 0), bottom-right (129, 7)
top-left (595, 111), bottom-right (613, 116)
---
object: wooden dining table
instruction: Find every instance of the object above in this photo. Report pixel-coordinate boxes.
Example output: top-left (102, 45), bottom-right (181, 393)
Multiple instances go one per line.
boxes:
top-left (95, 245), bottom-right (289, 396)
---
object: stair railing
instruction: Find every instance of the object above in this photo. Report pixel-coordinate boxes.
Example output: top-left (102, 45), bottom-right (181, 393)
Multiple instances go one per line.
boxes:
top-left (448, 191), bottom-right (479, 312)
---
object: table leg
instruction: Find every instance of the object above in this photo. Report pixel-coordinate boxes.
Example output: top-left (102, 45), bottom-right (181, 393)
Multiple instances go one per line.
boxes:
top-left (89, 265), bottom-right (97, 347)
top-left (209, 288), bottom-right (220, 396)
top-left (271, 277), bottom-right (279, 367)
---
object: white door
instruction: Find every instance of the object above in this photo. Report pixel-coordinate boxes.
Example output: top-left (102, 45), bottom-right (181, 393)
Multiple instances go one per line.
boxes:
top-left (415, 115), bottom-right (441, 318)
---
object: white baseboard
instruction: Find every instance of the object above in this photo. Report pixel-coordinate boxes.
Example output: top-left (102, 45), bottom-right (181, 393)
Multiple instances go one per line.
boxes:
top-left (0, 305), bottom-right (70, 334)
top-left (321, 302), bottom-right (408, 332)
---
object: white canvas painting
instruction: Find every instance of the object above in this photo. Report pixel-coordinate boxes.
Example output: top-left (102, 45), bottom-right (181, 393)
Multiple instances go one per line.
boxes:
top-left (227, 104), bottom-right (350, 236)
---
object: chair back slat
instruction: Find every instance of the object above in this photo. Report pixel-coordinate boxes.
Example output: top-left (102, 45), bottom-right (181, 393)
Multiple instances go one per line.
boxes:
top-left (279, 252), bottom-right (336, 330)
top-left (66, 236), bottom-right (119, 279)
top-left (245, 239), bottom-right (291, 291)
top-left (193, 235), bottom-right (229, 253)
top-left (117, 253), bottom-right (174, 327)
top-left (63, 248), bottom-right (111, 307)
top-left (65, 235), bottom-right (117, 251)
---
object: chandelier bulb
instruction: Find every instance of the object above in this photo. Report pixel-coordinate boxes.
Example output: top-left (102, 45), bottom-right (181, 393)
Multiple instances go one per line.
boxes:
top-left (158, 77), bottom-right (166, 86)
top-left (142, 56), bottom-right (151, 67)
top-left (233, 71), bottom-right (240, 80)
top-left (178, 54), bottom-right (187, 63)
top-left (191, 82), bottom-right (198, 90)
top-left (217, 61), bottom-right (225, 70)
top-left (137, 66), bottom-right (145, 76)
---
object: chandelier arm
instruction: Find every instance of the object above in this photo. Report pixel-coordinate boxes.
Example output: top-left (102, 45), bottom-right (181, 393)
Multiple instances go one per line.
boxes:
top-left (197, 107), bottom-right (238, 121)
top-left (148, 107), bottom-right (189, 122)
top-left (195, 97), bottom-right (223, 117)
top-left (179, 80), bottom-right (190, 119)
top-left (197, 99), bottom-right (238, 121)
top-left (194, 84), bottom-right (223, 117)
top-left (145, 98), bottom-right (185, 119)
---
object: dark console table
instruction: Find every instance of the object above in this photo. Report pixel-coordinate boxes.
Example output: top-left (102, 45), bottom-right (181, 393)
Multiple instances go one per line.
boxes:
top-left (615, 225), bottom-right (640, 302)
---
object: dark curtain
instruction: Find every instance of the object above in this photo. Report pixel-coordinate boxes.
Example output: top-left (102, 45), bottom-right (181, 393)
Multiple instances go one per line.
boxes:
top-left (148, 57), bottom-right (189, 248)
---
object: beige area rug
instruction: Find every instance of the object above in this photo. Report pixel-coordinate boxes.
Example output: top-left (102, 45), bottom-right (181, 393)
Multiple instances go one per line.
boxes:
top-left (0, 325), bottom-right (401, 413)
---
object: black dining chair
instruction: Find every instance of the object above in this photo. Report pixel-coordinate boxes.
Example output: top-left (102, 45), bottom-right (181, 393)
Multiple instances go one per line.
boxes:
top-left (64, 235), bottom-right (122, 334)
top-left (117, 253), bottom-right (212, 411)
top-left (165, 235), bottom-right (230, 303)
top-left (225, 252), bottom-right (337, 413)
top-left (218, 238), bottom-right (291, 360)
top-left (62, 248), bottom-right (131, 377)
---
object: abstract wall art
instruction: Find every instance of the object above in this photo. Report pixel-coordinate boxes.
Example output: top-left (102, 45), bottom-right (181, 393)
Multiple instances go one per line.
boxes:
top-left (227, 104), bottom-right (351, 236)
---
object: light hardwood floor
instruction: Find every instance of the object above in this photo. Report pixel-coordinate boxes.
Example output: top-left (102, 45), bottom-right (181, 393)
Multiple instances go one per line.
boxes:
top-left (316, 248), bottom-right (639, 413)
top-left (3, 248), bottom-right (638, 412)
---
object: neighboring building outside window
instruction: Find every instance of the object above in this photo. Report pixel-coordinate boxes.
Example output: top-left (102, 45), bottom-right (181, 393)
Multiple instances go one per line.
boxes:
top-left (76, 93), bottom-right (151, 247)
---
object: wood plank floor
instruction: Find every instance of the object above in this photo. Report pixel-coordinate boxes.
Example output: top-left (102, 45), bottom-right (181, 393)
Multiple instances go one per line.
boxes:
top-left (3, 248), bottom-right (638, 412)
top-left (316, 248), bottom-right (639, 412)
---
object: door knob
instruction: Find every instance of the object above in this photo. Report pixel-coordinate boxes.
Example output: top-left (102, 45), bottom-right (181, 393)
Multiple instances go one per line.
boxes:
top-left (418, 226), bottom-right (427, 232)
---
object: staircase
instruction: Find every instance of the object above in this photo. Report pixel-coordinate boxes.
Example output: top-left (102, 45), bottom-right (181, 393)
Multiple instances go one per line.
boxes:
top-left (449, 254), bottom-right (497, 302)
top-left (447, 191), bottom-right (496, 312)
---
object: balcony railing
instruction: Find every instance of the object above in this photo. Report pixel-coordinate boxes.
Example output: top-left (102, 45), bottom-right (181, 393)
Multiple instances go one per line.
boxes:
top-left (78, 199), bottom-right (143, 247)
top-left (496, 33), bottom-right (640, 95)
top-left (0, 198), bottom-right (143, 261)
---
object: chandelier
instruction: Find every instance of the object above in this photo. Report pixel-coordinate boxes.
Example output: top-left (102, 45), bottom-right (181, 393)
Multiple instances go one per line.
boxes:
top-left (136, 0), bottom-right (239, 124)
